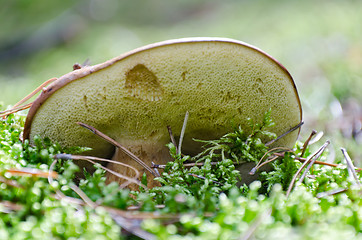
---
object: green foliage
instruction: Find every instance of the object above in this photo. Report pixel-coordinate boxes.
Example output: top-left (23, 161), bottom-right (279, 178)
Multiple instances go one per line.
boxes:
top-left (194, 109), bottom-right (276, 165)
top-left (261, 152), bottom-right (300, 192)
top-left (1, 111), bottom-right (362, 239)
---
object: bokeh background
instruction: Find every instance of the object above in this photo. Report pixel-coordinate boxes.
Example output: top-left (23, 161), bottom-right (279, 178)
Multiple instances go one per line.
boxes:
top-left (1, 0), bottom-right (361, 163)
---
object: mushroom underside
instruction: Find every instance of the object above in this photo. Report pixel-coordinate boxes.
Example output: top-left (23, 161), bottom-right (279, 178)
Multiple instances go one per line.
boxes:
top-left (24, 38), bottom-right (302, 188)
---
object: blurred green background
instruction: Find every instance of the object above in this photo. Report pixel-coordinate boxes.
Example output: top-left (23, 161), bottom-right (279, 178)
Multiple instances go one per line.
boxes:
top-left (1, 0), bottom-right (361, 162)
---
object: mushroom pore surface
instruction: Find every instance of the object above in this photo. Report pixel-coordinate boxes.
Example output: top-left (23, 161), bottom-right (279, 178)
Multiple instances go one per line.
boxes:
top-left (24, 38), bottom-right (302, 185)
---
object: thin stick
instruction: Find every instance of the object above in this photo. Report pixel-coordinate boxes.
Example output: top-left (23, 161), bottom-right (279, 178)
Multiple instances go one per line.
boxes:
top-left (1, 201), bottom-right (24, 212)
top-left (341, 148), bottom-right (362, 187)
top-left (70, 183), bottom-right (97, 208)
top-left (286, 142), bottom-right (331, 197)
top-left (178, 111), bottom-right (189, 155)
top-left (0, 103), bottom-right (33, 118)
top-left (239, 208), bottom-right (272, 240)
top-left (48, 159), bottom-right (67, 200)
top-left (316, 188), bottom-right (348, 199)
top-left (298, 141), bottom-right (330, 184)
top-left (301, 130), bottom-right (317, 157)
top-left (265, 121), bottom-right (304, 146)
top-left (76, 122), bottom-right (157, 177)
top-left (272, 152), bottom-right (356, 170)
top-left (0, 176), bottom-right (23, 188)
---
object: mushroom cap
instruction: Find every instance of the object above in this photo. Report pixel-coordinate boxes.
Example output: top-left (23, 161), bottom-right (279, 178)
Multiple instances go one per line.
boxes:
top-left (24, 37), bottom-right (302, 162)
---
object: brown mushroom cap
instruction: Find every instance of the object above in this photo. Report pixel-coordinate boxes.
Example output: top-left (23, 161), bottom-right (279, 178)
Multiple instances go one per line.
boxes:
top-left (24, 37), bottom-right (302, 185)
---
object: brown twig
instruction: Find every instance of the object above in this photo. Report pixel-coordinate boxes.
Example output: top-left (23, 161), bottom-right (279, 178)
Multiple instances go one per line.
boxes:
top-left (300, 130), bottom-right (317, 157)
top-left (76, 122), bottom-right (157, 177)
top-left (272, 152), bottom-right (356, 170)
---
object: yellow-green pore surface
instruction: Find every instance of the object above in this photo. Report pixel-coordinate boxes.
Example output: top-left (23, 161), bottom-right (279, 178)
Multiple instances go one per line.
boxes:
top-left (28, 40), bottom-right (301, 159)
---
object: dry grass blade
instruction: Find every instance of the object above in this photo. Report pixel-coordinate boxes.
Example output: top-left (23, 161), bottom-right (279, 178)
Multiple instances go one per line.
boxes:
top-left (13, 77), bottom-right (58, 108)
top-left (341, 148), bottom-right (362, 187)
top-left (0, 176), bottom-right (23, 188)
top-left (0, 77), bottom-right (57, 118)
top-left (48, 159), bottom-right (67, 200)
top-left (250, 147), bottom-right (292, 175)
top-left (56, 154), bottom-right (141, 180)
top-left (55, 154), bottom-right (147, 190)
top-left (5, 167), bottom-right (58, 179)
top-left (76, 121), bottom-right (157, 177)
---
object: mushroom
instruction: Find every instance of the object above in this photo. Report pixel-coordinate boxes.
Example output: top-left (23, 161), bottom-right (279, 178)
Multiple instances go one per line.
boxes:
top-left (23, 37), bottom-right (302, 187)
